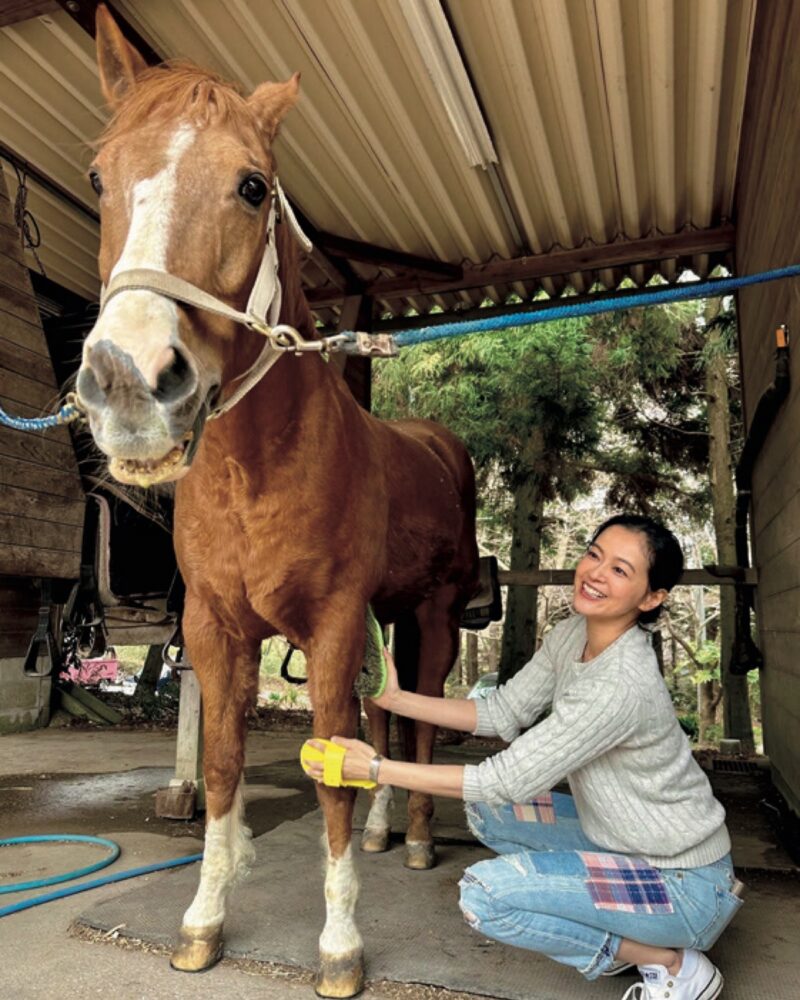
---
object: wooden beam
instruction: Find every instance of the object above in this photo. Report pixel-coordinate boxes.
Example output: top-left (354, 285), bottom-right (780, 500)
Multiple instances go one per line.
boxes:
top-left (290, 205), bottom-right (363, 294)
top-left (306, 225), bottom-right (736, 308)
top-left (498, 567), bottom-right (758, 588)
top-left (314, 230), bottom-right (462, 280)
top-left (366, 280), bottom-right (719, 335)
top-left (0, 1), bottom-right (58, 28)
top-left (54, 0), bottom-right (162, 66)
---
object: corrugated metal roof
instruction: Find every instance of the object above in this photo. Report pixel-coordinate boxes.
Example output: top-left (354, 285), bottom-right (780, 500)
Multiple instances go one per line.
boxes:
top-left (0, 0), bottom-right (756, 323)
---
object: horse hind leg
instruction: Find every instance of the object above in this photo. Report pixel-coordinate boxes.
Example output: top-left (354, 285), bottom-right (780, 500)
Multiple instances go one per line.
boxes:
top-left (170, 617), bottom-right (259, 973)
top-left (403, 590), bottom-right (461, 871)
top-left (361, 697), bottom-right (394, 854)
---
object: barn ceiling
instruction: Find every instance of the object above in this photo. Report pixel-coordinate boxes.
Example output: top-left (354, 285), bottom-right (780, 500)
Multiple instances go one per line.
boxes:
top-left (0, 0), bottom-right (756, 327)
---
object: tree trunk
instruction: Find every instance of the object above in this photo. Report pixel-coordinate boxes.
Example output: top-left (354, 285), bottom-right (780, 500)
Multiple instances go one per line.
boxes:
top-left (706, 305), bottom-right (754, 751)
top-left (693, 569), bottom-right (715, 742)
top-left (499, 428), bottom-right (546, 684)
top-left (462, 632), bottom-right (479, 686)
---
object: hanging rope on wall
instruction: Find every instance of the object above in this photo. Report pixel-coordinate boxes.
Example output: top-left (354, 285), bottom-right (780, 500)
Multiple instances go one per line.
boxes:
top-left (11, 162), bottom-right (46, 277)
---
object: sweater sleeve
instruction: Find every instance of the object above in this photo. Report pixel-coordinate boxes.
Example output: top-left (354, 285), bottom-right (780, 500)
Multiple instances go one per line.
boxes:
top-left (472, 616), bottom-right (580, 739)
top-left (462, 667), bottom-right (640, 803)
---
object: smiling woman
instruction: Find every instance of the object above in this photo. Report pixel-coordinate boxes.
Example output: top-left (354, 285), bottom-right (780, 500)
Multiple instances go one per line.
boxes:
top-left (315, 515), bottom-right (743, 1000)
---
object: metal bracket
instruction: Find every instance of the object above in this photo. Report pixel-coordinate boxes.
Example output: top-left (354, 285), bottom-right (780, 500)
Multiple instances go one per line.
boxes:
top-left (340, 332), bottom-right (399, 357)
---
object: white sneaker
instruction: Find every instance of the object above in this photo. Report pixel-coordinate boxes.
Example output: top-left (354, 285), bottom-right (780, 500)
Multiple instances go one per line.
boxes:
top-left (620, 950), bottom-right (723, 1000)
top-left (603, 960), bottom-right (635, 976)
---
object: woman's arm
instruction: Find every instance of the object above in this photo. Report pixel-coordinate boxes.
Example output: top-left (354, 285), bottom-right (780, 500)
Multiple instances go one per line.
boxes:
top-left (305, 736), bottom-right (466, 798)
top-left (370, 649), bottom-right (478, 733)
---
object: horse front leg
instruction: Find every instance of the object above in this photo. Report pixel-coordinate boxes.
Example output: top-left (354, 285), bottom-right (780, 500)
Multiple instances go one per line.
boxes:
top-left (307, 617), bottom-right (365, 998)
top-left (170, 603), bottom-right (260, 973)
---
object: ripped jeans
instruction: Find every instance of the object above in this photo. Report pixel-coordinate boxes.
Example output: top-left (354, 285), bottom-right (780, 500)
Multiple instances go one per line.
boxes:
top-left (460, 794), bottom-right (743, 980)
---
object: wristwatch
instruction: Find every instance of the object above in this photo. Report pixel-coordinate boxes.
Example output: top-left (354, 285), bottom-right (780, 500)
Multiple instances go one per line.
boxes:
top-left (368, 753), bottom-right (384, 784)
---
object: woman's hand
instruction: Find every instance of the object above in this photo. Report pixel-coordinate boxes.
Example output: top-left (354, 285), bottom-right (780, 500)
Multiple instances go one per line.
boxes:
top-left (368, 646), bottom-right (401, 711)
top-left (304, 736), bottom-right (377, 784)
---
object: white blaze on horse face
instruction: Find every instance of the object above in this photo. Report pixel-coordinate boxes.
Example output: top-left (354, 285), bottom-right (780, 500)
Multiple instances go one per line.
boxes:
top-left (182, 783), bottom-right (254, 931)
top-left (319, 841), bottom-right (363, 959)
top-left (86, 124), bottom-right (196, 389)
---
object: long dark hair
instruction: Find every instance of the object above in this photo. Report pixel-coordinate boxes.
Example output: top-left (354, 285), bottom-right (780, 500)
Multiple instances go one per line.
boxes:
top-left (589, 514), bottom-right (684, 624)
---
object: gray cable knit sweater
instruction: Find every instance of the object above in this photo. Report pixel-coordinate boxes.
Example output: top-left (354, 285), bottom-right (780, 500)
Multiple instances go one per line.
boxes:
top-left (462, 614), bottom-right (731, 868)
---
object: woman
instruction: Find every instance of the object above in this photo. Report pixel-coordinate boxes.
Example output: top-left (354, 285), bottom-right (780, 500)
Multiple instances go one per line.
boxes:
top-left (306, 514), bottom-right (743, 1000)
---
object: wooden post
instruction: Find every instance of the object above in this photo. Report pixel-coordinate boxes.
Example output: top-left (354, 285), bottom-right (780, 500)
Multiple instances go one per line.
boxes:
top-left (173, 669), bottom-right (204, 808)
top-left (333, 294), bottom-right (373, 410)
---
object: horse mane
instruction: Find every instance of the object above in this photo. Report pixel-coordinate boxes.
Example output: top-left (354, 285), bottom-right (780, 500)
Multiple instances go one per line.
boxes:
top-left (99, 61), bottom-right (261, 147)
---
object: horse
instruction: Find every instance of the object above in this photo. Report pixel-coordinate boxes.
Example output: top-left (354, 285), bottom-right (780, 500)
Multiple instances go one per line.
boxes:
top-left (75, 7), bottom-right (479, 997)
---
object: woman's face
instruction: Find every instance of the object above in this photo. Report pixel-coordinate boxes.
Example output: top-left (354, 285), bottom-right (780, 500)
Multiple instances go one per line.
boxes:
top-left (572, 525), bottom-right (667, 623)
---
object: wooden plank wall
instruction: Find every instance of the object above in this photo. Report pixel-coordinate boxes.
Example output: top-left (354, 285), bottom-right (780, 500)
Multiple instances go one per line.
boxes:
top-left (735, 0), bottom-right (800, 815)
top-left (0, 169), bottom-right (85, 590)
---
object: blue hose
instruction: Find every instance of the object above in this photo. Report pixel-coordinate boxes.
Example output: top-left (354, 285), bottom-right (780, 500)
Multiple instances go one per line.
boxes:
top-left (0, 835), bottom-right (203, 919)
top-left (0, 835), bottom-right (120, 893)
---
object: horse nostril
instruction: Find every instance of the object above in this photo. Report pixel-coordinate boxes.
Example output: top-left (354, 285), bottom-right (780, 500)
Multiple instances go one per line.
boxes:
top-left (75, 364), bottom-right (105, 407)
top-left (154, 346), bottom-right (195, 403)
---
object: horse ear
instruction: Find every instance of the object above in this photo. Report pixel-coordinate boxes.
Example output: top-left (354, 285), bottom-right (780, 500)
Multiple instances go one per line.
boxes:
top-left (95, 3), bottom-right (149, 109)
top-left (247, 73), bottom-right (301, 143)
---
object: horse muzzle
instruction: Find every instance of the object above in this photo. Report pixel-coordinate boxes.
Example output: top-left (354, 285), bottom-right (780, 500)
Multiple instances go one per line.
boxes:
top-left (76, 338), bottom-right (213, 488)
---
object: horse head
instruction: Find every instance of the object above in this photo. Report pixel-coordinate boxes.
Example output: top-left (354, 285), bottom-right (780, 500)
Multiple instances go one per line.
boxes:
top-left (76, 6), bottom-right (300, 487)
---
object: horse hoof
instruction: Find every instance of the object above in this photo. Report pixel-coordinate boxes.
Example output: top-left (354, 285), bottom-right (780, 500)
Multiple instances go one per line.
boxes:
top-left (315, 950), bottom-right (365, 997)
top-left (360, 827), bottom-right (390, 853)
top-left (170, 925), bottom-right (224, 972)
top-left (404, 841), bottom-right (435, 870)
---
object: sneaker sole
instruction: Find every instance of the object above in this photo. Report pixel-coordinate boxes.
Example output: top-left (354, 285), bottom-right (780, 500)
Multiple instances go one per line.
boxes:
top-left (696, 966), bottom-right (724, 1000)
top-left (601, 961), bottom-right (635, 976)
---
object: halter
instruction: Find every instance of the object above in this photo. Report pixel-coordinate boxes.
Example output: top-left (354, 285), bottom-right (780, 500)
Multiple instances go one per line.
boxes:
top-left (98, 177), bottom-right (319, 420)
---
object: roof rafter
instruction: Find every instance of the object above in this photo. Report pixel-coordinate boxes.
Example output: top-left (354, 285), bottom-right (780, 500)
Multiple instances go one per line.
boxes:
top-left (307, 225), bottom-right (736, 308)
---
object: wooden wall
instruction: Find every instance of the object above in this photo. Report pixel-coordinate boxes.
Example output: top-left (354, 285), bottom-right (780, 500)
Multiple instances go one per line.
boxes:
top-left (735, 0), bottom-right (800, 815)
top-left (0, 168), bottom-right (85, 587)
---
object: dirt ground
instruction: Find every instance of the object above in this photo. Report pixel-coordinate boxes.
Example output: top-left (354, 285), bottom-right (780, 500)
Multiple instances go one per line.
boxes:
top-left (0, 721), bottom-right (798, 1000)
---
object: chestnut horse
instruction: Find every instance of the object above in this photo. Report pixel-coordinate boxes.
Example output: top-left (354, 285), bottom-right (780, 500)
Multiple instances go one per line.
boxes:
top-left (76, 8), bottom-right (478, 997)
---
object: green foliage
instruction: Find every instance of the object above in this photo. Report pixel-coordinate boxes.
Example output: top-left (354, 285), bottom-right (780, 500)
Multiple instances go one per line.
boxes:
top-left (374, 317), bottom-right (602, 499)
top-left (689, 639), bottom-right (721, 686)
top-left (678, 712), bottom-right (699, 740)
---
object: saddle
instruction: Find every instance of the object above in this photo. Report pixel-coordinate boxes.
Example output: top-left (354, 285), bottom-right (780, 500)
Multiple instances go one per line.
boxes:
top-left (460, 556), bottom-right (503, 631)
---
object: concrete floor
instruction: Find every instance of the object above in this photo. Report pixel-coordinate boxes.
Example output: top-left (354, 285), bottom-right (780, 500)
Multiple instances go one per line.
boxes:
top-left (0, 725), bottom-right (798, 1000)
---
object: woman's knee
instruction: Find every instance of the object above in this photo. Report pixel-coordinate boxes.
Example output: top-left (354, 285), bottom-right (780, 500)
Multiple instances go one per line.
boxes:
top-left (464, 801), bottom-right (493, 841)
top-left (458, 861), bottom-right (497, 931)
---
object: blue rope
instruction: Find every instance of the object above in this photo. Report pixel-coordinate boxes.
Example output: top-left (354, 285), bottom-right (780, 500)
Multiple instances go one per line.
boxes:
top-left (0, 399), bottom-right (81, 432)
top-left (4, 264), bottom-right (799, 435)
top-left (0, 834), bottom-right (120, 894)
top-left (388, 264), bottom-right (800, 348)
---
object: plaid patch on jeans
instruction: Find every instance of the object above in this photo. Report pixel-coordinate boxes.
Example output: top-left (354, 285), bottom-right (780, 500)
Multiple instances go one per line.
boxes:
top-left (580, 852), bottom-right (674, 914)
top-left (512, 794), bottom-right (556, 824)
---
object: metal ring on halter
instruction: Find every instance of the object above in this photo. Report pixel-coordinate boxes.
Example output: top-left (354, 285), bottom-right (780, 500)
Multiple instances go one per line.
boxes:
top-left (269, 324), bottom-right (306, 350)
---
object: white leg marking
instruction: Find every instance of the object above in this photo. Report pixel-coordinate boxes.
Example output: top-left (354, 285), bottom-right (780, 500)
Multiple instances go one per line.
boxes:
top-left (86, 124), bottom-right (196, 387)
top-left (183, 782), bottom-right (254, 930)
top-left (364, 783), bottom-right (394, 835)
top-left (319, 841), bottom-right (363, 959)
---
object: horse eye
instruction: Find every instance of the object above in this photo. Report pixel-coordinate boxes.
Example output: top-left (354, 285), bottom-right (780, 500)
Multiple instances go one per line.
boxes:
top-left (89, 170), bottom-right (103, 196)
top-left (238, 174), bottom-right (268, 207)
